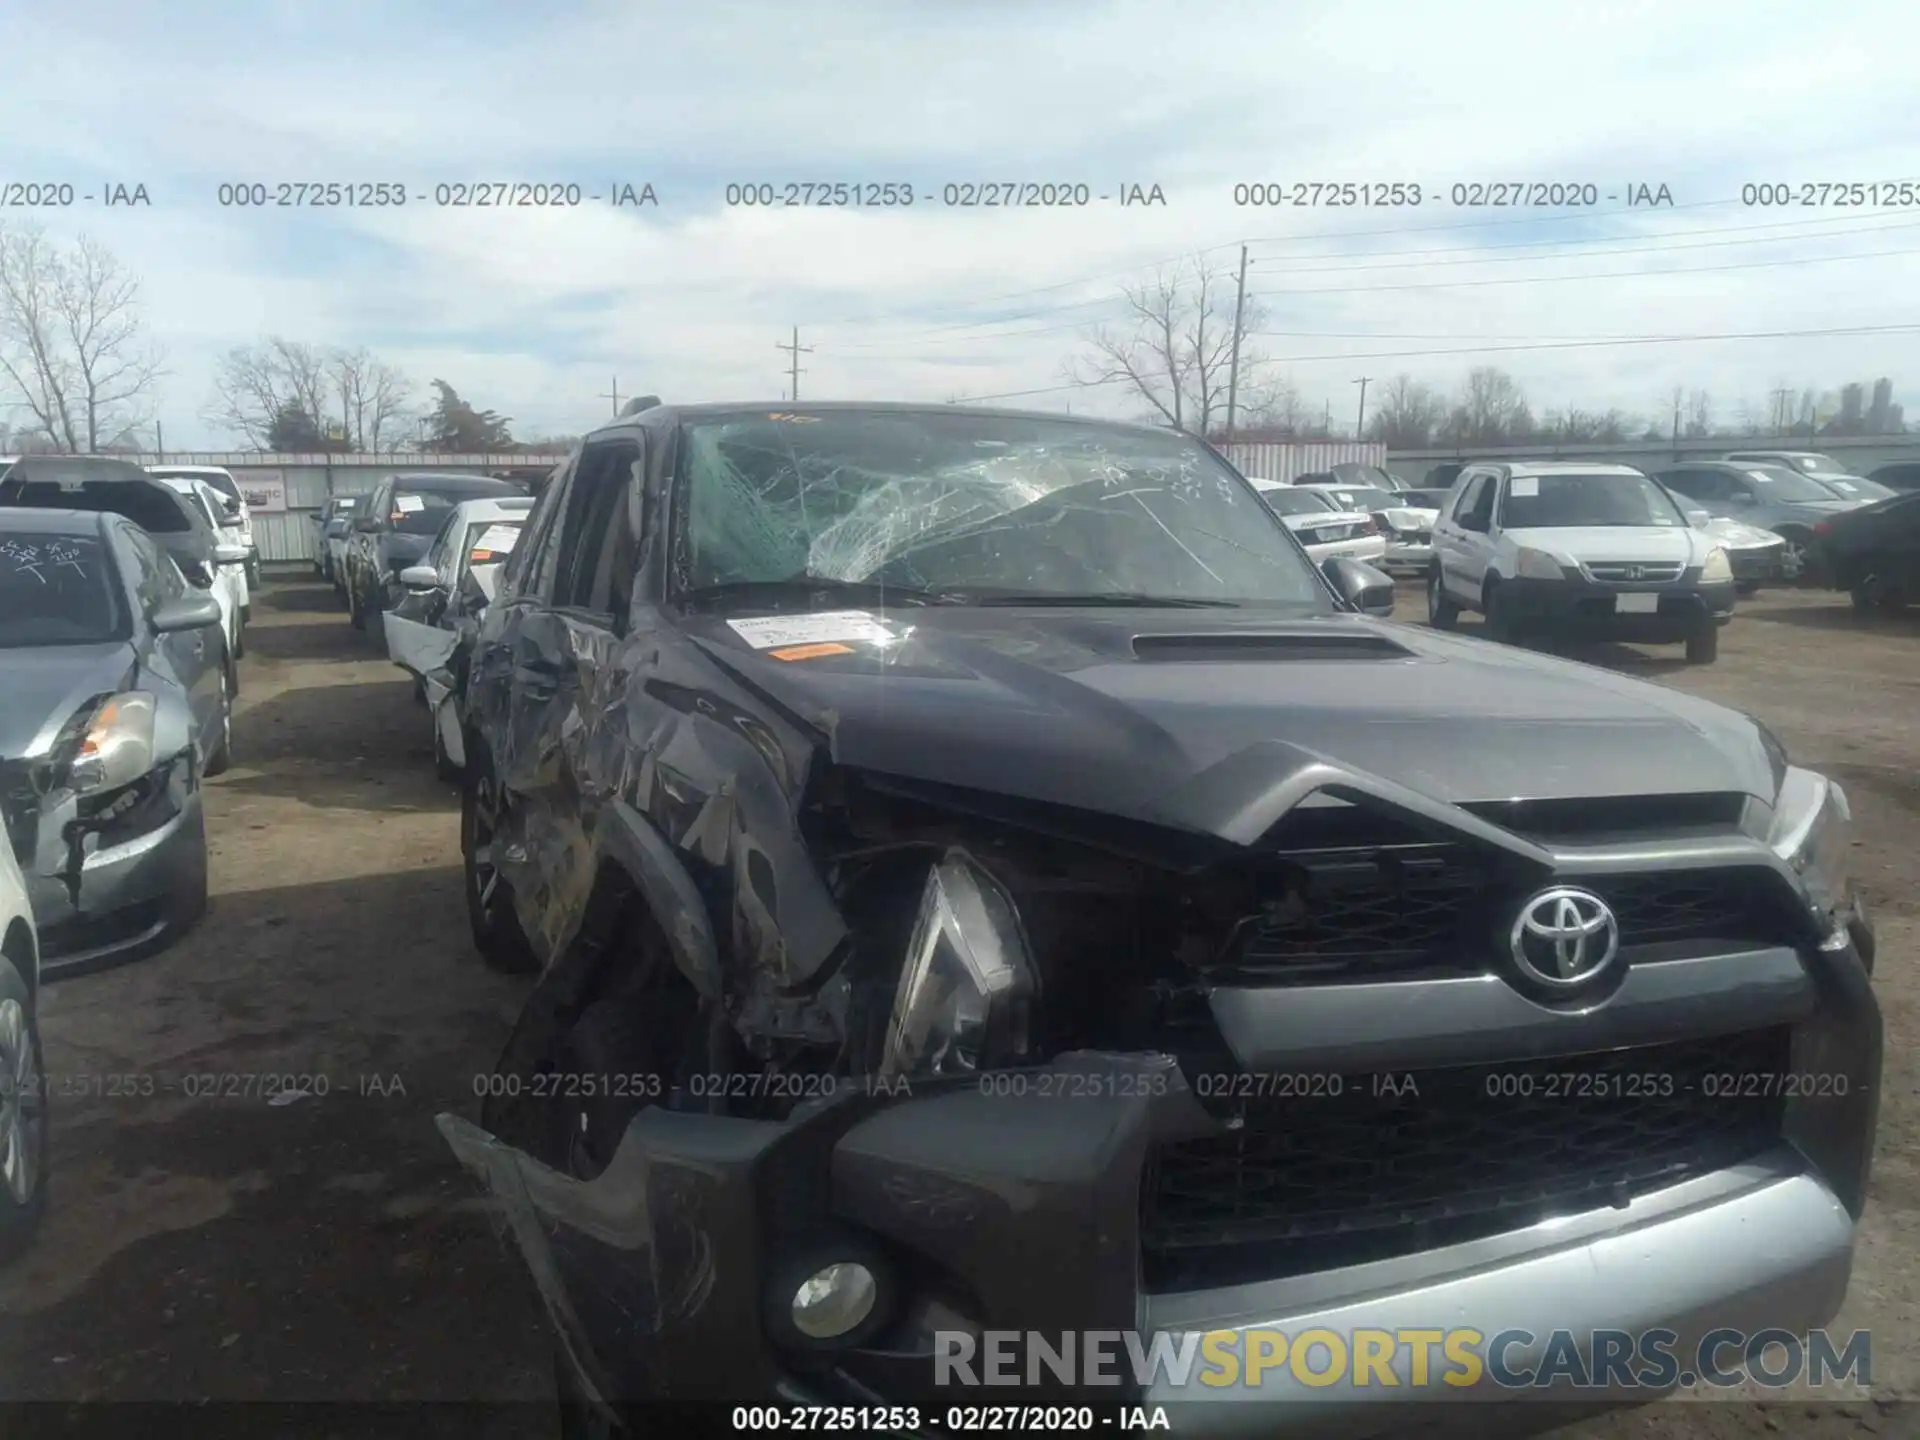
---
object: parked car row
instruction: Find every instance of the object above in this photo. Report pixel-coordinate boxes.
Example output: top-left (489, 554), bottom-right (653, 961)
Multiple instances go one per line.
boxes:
top-left (1401, 449), bottom-right (1920, 617)
top-left (310, 401), bottom-right (1882, 1429)
top-left (0, 455), bottom-right (248, 1260)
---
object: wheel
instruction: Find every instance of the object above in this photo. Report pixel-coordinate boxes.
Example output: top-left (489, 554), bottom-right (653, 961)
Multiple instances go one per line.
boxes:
top-left (1482, 580), bottom-right (1518, 643)
top-left (462, 739), bottom-right (539, 975)
top-left (347, 579), bottom-right (366, 630)
top-left (0, 951), bottom-right (49, 1264)
top-left (203, 663), bottom-right (234, 777)
top-left (1853, 573), bottom-right (1910, 613)
top-left (231, 619), bottom-right (245, 661)
top-left (1735, 582), bottom-right (1759, 599)
top-left (246, 558), bottom-right (260, 588)
top-left (1685, 623), bottom-right (1719, 665)
top-left (1426, 567), bottom-right (1460, 630)
top-left (1773, 529), bottom-right (1814, 585)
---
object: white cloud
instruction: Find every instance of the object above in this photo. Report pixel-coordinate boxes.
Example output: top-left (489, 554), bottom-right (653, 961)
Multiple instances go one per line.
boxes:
top-left (1, 0), bottom-right (1917, 446)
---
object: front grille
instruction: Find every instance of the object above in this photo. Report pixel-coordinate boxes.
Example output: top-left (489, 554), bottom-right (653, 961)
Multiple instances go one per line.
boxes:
top-left (1142, 1027), bottom-right (1789, 1289)
top-left (1221, 845), bottom-right (1784, 981)
top-left (1729, 550), bottom-right (1780, 578)
top-left (1584, 561), bottom-right (1685, 583)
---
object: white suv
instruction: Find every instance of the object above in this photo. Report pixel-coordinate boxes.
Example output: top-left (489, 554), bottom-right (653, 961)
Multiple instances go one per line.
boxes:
top-left (147, 465), bottom-right (257, 584)
top-left (1428, 461), bottom-right (1736, 663)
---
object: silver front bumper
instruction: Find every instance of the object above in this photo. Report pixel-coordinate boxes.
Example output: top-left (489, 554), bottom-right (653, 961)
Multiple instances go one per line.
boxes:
top-left (1141, 1151), bottom-right (1854, 1437)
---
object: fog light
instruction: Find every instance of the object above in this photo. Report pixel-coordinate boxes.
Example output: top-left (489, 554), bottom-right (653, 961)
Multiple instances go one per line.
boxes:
top-left (791, 1262), bottom-right (877, 1340)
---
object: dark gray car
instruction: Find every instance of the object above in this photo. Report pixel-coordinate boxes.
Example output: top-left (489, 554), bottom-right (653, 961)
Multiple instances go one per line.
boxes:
top-left (433, 402), bottom-right (1879, 1432)
top-left (342, 473), bottom-right (527, 633)
top-left (0, 509), bottom-right (229, 978)
top-left (1654, 460), bottom-right (1866, 575)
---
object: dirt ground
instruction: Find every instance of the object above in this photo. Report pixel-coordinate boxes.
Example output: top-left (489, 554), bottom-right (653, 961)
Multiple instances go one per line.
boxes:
top-left (0, 574), bottom-right (1911, 1438)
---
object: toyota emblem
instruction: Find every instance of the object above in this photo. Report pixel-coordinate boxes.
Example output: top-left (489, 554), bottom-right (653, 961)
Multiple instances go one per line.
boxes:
top-left (1509, 886), bottom-right (1620, 988)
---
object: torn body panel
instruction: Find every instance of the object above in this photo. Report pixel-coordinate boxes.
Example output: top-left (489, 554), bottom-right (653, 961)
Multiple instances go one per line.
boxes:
top-left (443, 404), bottom-right (1881, 1425)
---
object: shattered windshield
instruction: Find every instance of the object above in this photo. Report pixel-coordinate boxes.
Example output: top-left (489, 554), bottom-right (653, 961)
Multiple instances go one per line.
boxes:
top-left (672, 410), bottom-right (1326, 606)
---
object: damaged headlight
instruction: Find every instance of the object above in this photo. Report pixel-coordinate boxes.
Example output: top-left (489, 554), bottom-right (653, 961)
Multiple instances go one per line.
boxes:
top-left (1770, 766), bottom-right (1855, 949)
top-left (68, 693), bottom-right (156, 796)
top-left (879, 849), bottom-right (1037, 1081)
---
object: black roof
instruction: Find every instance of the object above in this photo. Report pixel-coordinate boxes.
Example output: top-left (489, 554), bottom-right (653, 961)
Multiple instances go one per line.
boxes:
top-left (0, 507), bottom-right (111, 537)
top-left (3, 454), bottom-right (154, 484)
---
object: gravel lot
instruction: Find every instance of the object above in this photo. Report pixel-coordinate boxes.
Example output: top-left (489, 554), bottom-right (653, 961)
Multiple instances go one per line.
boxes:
top-left (0, 574), bottom-right (1911, 1437)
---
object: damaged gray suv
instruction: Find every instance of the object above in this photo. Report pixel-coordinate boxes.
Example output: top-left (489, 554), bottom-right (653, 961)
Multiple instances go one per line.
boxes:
top-left (438, 403), bottom-right (1880, 1436)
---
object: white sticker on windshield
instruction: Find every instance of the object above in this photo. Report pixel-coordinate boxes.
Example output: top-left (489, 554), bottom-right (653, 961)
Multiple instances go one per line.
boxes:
top-left (1748, 470), bottom-right (1776, 483)
top-left (394, 494), bottom-right (425, 512)
top-left (469, 524), bottom-right (521, 554)
top-left (1509, 476), bottom-right (1539, 497)
top-left (728, 610), bottom-right (894, 650)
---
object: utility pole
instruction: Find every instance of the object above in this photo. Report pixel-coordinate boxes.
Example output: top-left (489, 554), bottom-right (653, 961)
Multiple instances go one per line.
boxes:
top-left (600, 377), bottom-right (623, 416)
top-left (1224, 244), bottom-right (1250, 443)
top-left (1352, 376), bottom-right (1371, 441)
top-left (155, 420), bottom-right (164, 463)
top-left (1670, 389), bottom-right (1681, 456)
top-left (1322, 398), bottom-right (1331, 436)
top-left (776, 326), bottom-right (814, 402)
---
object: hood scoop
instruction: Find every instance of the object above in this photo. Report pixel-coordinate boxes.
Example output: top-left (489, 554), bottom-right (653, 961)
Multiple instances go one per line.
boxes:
top-left (1131, 630), bottom-right (1414, 663)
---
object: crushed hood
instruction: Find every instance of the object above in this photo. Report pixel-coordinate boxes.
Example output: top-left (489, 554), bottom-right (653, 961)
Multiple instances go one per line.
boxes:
top-left (0, 642), bottom-right (137, 760)
top-left (686, 607), bottom-right (1776, 830)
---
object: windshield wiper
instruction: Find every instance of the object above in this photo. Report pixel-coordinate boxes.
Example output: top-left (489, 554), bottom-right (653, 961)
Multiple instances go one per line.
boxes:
top-left (677, 575), bottom-right (962, 608)
top-left (964, 591), bottom-right (1241, 608)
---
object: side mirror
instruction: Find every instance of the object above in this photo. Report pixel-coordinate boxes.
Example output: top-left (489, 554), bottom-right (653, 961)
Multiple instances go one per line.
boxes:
top-left (215, 543), bottom-right (250, 564)
top-left (399, 564), bottom-right (441, 590)
top-left (1729, 491), bottom-right (1756, 507)
top-left (1322, 555), bottom-right (1397, 617)
top-left (1686, 509), bottom-right (1712, 529)
top-left (151, 592), bottom-right (223, 633)
top-left (354, 515), bottom-right (382, 533)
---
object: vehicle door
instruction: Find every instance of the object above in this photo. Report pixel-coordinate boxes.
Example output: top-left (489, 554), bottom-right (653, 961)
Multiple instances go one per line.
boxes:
top-left (386, 509), bottom-right (464, 692)
top-left (122, 524), bottom-right (222, 745)
top-left (1435, 471), bottom-right (1490, 596)
top-left (352, 480), bottom-right (392, 602)
top-left (479, 437), bottom-right (644, 961)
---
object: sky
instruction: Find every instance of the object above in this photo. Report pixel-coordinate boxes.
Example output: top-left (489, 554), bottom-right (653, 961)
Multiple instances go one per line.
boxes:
top-left (2, 0), bottom-right (1919, 449)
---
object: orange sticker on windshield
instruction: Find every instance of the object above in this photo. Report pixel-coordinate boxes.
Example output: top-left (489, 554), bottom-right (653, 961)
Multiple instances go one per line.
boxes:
top-left (768, 642), bottom-right (854, 662)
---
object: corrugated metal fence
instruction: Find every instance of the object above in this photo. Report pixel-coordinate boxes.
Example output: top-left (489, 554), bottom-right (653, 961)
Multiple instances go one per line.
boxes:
top-left (129, 453), bottom-right (567, 563)
top-left (1220, 441), bottom-right (1388, 482)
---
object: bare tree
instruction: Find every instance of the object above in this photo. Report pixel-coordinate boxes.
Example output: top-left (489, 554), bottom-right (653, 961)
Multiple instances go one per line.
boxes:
top-left (206, 337), bottom-right (412, 450)
top-left (1367, 374), bottom-right (1447, 447)
top-left (1065, 255), bottom-right (1263, 436)
top-left (1685, 389), bottom-right (1713, 438)
top-left (1450, 367), bottom-right (1531, 444)
top-left (0, 224), bottom-right (163, 451)
top-left (328, 346), bottom-right (413, 450)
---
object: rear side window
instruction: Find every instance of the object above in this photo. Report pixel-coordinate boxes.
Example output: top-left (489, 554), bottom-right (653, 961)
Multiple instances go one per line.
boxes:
top-left (390, 481), bottom-right (525, 535)
top-left (0, 479), bottom-right (195, 533)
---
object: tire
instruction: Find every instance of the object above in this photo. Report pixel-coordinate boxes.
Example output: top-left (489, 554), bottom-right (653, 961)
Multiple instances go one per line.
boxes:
top-left (1426, 567), bottom-right (1460, 630)
top-left (1482, 579), bottom-right (1518, 644)
top-left (203, 663), bottom-right (235, 777)
top-left (348, 579), bottom-right (366, 630)
top-left (232, 618), bottom-right (245, 661)
top-left (0, 951), bottom-right (49, 1264)
top-left (461, 738), bottom-right (539, 975)
top-left (1685, 623), bottom-right (1719, 665)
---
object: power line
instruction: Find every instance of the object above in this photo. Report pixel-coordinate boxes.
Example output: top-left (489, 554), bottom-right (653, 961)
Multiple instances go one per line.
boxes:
top-left (822, 212), bottom-right (1920, 352)
top-left (953, 320), bottom-right (1920, 404)
top-left (1249, 242), bottom-right (1920, 300)
top-left (812, 191), bottom-right (1920, 337)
